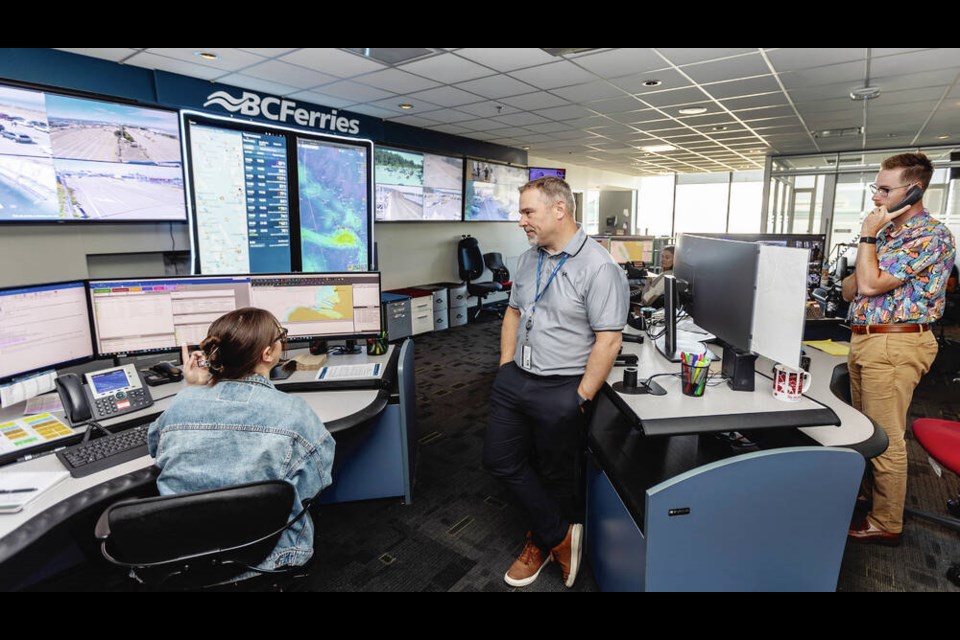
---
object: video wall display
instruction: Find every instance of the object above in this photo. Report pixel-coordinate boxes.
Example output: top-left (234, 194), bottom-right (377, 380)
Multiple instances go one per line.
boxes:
top-left (529, 167), bottom-right (566, 180)
top-left (374, 146), bottom-right (463, 222)
top-left (183, 113), bottom-right (373, 275)
top-left (297, 135), bottom-right (371, 273)
top-left (465, 159), bottom-right (528, 222)
top-left (0, 82), bottom-right (186, 223)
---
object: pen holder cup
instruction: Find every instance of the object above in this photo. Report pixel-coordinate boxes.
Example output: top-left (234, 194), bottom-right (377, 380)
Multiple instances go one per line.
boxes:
top-left (680, 362), bottom-right (710, 397)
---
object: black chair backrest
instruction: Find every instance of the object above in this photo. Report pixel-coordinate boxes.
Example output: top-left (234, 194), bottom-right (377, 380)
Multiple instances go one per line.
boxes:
top-left (484, 252), bottom-right (510, 283)
top-left (97, 479), bottom-right (295, 569)
top-left (458, 237), bottom-right (484, 282)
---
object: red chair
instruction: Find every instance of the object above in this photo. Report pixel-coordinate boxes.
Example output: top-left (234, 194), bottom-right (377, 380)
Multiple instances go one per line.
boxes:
top-left (908, 418), bottom-right (960, 586)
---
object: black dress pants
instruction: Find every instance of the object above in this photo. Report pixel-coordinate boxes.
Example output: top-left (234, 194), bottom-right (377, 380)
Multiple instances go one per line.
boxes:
top-left (483, 362), bottom-right (586, 550)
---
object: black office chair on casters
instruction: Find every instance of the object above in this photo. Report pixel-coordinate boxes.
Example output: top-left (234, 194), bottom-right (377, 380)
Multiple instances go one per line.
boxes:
top-left (458, 236), bottom-right (502, 320)
top-left (95, 479), bottom-right (315, 591)
top-left (483, 252), bottom-right (512, 318)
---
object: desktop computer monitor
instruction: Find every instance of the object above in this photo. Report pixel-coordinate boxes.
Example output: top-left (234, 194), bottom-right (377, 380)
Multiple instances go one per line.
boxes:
top-left (608, 236), bottom-right (655, 265)
top-left (0, 281), bottom-right (94, 382)
top-left (87, 272), bottom-right (383, 358)
top-left (248, 272), bottom-right (382, 344)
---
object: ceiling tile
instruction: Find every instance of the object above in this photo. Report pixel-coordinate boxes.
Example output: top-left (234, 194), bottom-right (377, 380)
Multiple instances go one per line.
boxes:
top-left (610, 68), bottom-right (691, 94)
top-left (455, 48), bottom-right (557, 71)
top-left (415, 108), bottom-right (477, 124)
top-left (722, 93), bottom-right (789, 110)
top-left (639, 87), bottom-right (711, 108)
top-left (492, 112), bottom-right (551, 127)
top-left (680, 54), bottom-right (771, 84)
top-left (389, 114), bottom-right (444, 127)
top-left (237, 48), bottom-right (300, 58)
top-left (346, 104), bottom-right (404, 119)
top-left (779, 61), bottom-right (867, 89)
top-left (397, 53), bottom-right (493, 83)
top-left (500, 92), bottom-right (569, 111)
top-left (573, 48), bottom-right (669, 77)
top-left (550, 81), bottom-right (625, 102)
top-left (409, 85), bottom-right (484, 107)
top-left (525, 122), bottom-right (575, 134)
top-left (457, 101), bottom-right (520, 118)
top-left (454, 74), bottom-right (537, 99)
top-left (279, 49), bottom-right (387, 78)
top-left (353, 68), bottom-right (440, 94)
top-left (239, 59), bottom-right (338, 89)
top-left (765, 48), bottom-right (866, 72)
top-left (535, 104), bottom-right (597, 121)
top-left (122, 52), bottom-right (223, 80)
top-left (700, 75), bottom-right (783, 99)
top-left (317, 80), bottom-right (394, 102)
top-left (586, 95), bottom-right (648, 114)
top-left (146, 48), bottom-right (266, 72)
top-left (871, 48), bottom-right (960, 76)
top-left (285, 89), bottom-right (355, 108)
top-left (427, 123), bottom-right (472, 135)
top-left (457, 119), bottom-right (512, 132)
top-left (871, 69), bottom-right (956, 93)
top-left (507, 61), bottom-right (598, 89)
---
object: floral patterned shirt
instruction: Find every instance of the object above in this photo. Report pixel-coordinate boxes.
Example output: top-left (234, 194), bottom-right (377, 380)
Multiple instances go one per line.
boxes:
top-left (848, 210), bottom-right (955, 325)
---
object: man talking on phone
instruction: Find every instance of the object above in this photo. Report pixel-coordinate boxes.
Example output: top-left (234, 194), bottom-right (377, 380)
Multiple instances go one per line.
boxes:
top-left (842, 152), bottom-right (955, 545)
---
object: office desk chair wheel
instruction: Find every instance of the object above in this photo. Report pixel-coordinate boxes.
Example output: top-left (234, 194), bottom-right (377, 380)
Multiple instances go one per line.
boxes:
top-left (907, 418), bottom-right (960, 587)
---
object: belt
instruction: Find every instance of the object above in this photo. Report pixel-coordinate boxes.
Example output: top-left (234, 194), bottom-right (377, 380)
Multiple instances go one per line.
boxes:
top-left (850, 323), bottom-right (932, 335)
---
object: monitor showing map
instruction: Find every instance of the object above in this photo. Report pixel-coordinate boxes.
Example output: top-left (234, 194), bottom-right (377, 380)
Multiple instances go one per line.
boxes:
top-left (0, 81), bottom-right (186, 223)
top-left (87, 272), bottom-right (382, 357)
top-left (374, 146), bottom-right (463, 222)
top-left (184, 115), bottom-right (292, 274)
top-left (296, 135), bottom-right (373, 272)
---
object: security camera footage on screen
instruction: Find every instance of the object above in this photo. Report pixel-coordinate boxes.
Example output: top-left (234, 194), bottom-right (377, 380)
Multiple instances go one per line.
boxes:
top-left (465, 160), bottom-right (528, 222)
top-left (0, 83), bottom-right (186, 222)
top-left (375, 147), bottom-right (463, 222)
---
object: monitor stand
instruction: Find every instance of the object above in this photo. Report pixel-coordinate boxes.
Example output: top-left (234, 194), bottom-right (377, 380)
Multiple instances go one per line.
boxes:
top-left (330, 339), bottom-right (363, 356)
top-left (654, 335), bottom-right (682, 362)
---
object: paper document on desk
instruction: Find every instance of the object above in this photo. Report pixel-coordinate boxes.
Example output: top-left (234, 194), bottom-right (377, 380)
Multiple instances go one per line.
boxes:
top-left (676, 317), bottom-right (715, 340)
top-left (0, 470), bottom-right (69, 514)
top-left (0, 413), bottom-right (76, 456)
top-left (315, 363), bottom-right (382, 381)
top-left (802, 339), bottom-right (850, 356)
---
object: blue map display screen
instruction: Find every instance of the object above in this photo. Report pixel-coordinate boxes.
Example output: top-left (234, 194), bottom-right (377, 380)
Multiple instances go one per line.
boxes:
top-left (296, 137), bottom-right (370, 272)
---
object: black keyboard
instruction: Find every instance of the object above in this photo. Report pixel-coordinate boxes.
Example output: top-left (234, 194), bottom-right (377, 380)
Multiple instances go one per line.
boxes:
top-left (56, 424), bottom-right (150, 478)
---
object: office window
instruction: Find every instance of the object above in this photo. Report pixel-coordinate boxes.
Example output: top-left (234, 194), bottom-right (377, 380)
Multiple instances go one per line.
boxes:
top-left (674, 173), bottom-right (728, 235)
top-left (635, 176), bottom-right (673, 236)
top-left (583, 190), bottom-right (600, 234)
top-left (728, 170), bottom-right (764, 233)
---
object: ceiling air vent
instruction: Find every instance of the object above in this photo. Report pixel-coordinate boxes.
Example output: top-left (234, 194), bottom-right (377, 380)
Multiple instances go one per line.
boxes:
top-left (342, 49), bottom-right (438, 65)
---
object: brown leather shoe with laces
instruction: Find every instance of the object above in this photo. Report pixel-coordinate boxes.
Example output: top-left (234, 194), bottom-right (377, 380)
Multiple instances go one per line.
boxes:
top-left (551, 523), bottom-right (583, 588)
top-left (504, 531), bottom-right (551, 587)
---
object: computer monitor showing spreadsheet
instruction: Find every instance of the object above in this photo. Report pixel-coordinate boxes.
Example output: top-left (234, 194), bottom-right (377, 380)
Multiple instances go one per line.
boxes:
top-left (87, 273), bottom-right (383, 357)
top-left (0, 281), bottom-right (94, 381)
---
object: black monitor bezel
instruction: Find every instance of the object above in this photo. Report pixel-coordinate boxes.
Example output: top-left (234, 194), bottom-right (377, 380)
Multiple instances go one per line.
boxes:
top-left (0, 78), bottom-right (188, 226)
top-left (0, 279), bottom-right (97, 384)
top-left (373, 143), bottom-right (465, 223)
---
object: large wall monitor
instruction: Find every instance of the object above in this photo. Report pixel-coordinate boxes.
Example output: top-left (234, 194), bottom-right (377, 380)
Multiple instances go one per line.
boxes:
top-left (87, 272), bottom-right (382, 357)
top-left (0, 82), bottom-right (186, 223)
top-left (529, 167), bottom-right (566, 180)
top-left (465, 159), bottom-right (528, 221)
top-left (375, 146), bottom-right (463, 222)
top-left (0, 281), bottom-right (94, 381)
top-left (183, 113), bottom-right (374, 274)
top-left (296, 135), bottom-right (372, 273)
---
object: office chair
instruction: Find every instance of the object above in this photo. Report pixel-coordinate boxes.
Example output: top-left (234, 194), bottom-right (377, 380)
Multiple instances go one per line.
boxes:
top-left (457, 236), bottom-right (501, 319)
top-left (95, 479), bottom-right (314, 591)
top-left (906, 418), bottom-right (960, 586)
top-left (483, 252), bottom-right (512, 318)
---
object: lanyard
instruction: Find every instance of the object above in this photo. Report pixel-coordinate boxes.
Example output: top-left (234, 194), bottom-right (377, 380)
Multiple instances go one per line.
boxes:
top-left (526, 250), bottom-right (568, 332)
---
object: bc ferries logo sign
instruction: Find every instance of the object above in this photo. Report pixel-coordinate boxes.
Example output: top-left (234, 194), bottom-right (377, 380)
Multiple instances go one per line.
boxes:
top-left (203, 90), bottom-right (361, 135)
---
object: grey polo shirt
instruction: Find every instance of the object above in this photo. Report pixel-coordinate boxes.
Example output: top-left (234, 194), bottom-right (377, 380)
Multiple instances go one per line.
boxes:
top-left (509, 226), bottom-right (629, 376)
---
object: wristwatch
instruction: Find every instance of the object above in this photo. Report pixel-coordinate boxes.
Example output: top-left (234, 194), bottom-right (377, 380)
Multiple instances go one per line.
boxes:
top-left (859, 236), bottom-right (878, 245)
top-left (577, 393), bottom-right (592, 412)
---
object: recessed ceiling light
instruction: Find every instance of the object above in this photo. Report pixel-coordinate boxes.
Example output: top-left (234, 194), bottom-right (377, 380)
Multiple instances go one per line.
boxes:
top-left (712, 125), bottom-right (728, 131)
top-left (398, 103), bottom-right (414, 110)
top-left (194, 51), bottom-right (219, 61)
top-left (642, 79), bottom-right (662, 87)
top-left (641, 144), bottom-right (676, 153)
top-left (678, 107), bottom-right (707, 115)
top-left (937, 135), bottom-right (950, 140)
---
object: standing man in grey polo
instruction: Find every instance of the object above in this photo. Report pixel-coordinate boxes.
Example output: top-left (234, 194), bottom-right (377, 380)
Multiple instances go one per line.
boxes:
top-left (483, 176), bottom-right (629, 588)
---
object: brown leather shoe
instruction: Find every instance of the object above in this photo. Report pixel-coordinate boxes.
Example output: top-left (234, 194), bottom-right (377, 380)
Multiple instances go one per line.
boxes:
top-left (550, 523), bottom-right (583, 588)
top-left (848, 520), bottom-right (901, 546)
top-left (504, 532), bottom-right (551, 587)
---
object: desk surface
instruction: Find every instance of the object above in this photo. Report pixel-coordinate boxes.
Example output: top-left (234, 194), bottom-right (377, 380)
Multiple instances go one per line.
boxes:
top-left (611, 329), bottom-right (877, 451)
top-left (0, 346), bottom-right (396, 564)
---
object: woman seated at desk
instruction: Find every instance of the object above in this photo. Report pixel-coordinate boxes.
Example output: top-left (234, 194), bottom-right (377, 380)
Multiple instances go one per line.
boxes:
top-left (147, 307), bottom-right (335, 574)
top-left (638, 245), bottom-right (675, 308)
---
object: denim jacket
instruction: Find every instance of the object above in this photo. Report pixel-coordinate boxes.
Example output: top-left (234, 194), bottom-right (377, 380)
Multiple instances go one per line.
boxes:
top-left (147, 374), bottom-right (334, 572)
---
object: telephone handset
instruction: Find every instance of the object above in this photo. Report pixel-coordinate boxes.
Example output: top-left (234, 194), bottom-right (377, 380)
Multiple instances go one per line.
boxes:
top-left (55, 364), bottom-right (154, 426)
top-left (887, 185), bottom-right (923, 213)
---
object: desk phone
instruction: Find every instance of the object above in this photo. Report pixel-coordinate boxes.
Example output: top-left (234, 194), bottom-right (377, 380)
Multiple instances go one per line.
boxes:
top-left (55, 364), bottom-right (154, 425)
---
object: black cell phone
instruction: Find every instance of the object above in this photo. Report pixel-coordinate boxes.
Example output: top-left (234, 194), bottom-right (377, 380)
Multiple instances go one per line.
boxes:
top-left (888, 186), bottom-right (923, 212)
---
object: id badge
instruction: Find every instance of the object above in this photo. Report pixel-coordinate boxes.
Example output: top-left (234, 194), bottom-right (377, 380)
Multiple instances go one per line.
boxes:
top-left (521, 344), bottom-right (532, 370)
